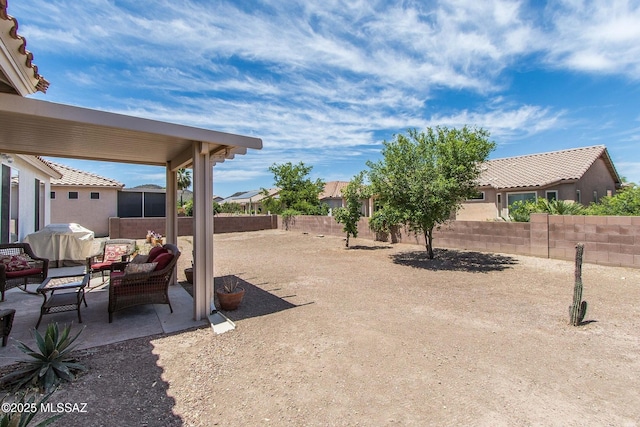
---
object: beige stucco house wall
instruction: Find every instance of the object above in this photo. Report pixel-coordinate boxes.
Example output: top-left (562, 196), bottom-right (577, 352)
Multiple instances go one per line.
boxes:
top-left (49, 162), bottom-right (123, 237)
top-left (456, 145), bottom-right (621, 221)
top-left (50, 186), bottom-right (119, 237)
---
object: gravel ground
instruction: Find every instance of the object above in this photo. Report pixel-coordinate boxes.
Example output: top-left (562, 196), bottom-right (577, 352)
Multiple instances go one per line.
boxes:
top-left (7, 229), bottom-right (640, 426)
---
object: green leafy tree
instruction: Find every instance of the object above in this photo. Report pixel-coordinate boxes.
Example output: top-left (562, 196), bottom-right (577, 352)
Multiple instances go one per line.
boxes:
top-left (367, 126), bottom-right (495, 259)
top-left (585, 184), bottom-right (640, 216)
top-left (261, 162), bottom-right (327, 215)
top-left (177, 168), bottom-right (192, 207)
top-left (334, 172), bottom-right (370, 247)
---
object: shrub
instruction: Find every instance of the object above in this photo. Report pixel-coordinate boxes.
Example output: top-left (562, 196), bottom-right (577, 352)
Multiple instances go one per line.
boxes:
top-left (1, 323), bottom-right (86, 392)
top-left (0, 390), bottom-right (61, 426)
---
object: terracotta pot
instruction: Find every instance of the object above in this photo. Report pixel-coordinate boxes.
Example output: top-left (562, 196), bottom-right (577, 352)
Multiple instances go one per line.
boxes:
top-left (184, 268), bottom-right (193, 284)
top-left (216, 287), bottom-right (245, 311)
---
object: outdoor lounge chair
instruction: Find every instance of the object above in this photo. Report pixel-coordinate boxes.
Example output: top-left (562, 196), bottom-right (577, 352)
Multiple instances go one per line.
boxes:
top-left (0, 243), bottom-right (49, 301)
top-left (107, 243), bottom-right (180, 323)
top-left (86, 239), bottom-right (136, 283)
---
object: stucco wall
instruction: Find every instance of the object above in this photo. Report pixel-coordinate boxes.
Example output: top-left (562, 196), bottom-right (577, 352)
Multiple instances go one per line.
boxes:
top-left (2, 156), bottom-right (53, 241)
top-left (575, 158), bottom-right (617, 204)
top-left (51, 186), bottom-right (119, 237)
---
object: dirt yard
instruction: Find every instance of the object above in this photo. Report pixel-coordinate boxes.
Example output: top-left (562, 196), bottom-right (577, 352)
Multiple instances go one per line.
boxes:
top-left (15, 230), bottom-right (640, 426)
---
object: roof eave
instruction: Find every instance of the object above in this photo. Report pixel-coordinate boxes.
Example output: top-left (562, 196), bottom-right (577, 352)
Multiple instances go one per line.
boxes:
top-left (0, 3), bottom-right (49, 95)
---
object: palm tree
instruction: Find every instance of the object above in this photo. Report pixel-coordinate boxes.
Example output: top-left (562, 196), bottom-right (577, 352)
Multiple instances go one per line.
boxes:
top-left (177, 168), bottom-right (192, 207)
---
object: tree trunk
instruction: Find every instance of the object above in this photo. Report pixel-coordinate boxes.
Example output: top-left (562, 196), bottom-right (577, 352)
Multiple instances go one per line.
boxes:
top-left (345, 234), bottom-right (350, 248)
top-left (425, 228), bottom-right (434, 259)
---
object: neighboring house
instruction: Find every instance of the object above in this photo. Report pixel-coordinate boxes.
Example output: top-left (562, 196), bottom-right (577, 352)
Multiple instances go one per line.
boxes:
top-left (220, 188), bottom-right (279, 214)
top-left (320, 181), bottom-right (349, 212)
top-left (321, 181), bottom-right (372, 217)
top-left (0, 154), bottom-right (60, 242)
top-left (457, 145), bottom-right (622, 221)
top-left (49, 162), bottom-right (123, 237)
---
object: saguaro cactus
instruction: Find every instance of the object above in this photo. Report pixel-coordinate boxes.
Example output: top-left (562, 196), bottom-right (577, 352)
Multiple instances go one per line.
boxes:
top-left (569, 243), bottom-right (588, 326)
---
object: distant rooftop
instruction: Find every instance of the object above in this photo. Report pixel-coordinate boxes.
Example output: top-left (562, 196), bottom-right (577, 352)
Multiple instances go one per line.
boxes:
top-left (49, 161), bottom-right (123, 188)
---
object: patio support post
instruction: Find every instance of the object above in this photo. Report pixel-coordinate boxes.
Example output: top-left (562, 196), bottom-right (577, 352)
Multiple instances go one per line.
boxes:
top-left (192, 142), bottom-right (214, 321)
top-left (165, 163), bottom-right (178, 284)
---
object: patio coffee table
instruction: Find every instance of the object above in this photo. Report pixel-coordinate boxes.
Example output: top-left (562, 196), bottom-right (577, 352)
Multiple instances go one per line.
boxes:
top-left (36, 273), bottom-right (89, 328)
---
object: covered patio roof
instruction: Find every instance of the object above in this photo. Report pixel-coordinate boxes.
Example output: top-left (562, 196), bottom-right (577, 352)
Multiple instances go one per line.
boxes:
top-left (0, 93), bottom-right (261, 168)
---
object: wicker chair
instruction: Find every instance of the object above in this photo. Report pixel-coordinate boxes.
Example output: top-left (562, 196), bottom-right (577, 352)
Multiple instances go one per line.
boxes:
top-left (0, 243), bottom-right (49, 301)
top-left (108, 243), bottom-right (180, 323)
top-left (86, 239), bottom-right (137, 283)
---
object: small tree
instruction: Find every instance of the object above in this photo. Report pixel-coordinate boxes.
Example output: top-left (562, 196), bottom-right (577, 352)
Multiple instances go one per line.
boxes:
top-left (334, 172), bottom-right (370, 247)
top-left (367, 126), bottom-right (495, 259)
top-left (261, 162), bottom-right (327, 215)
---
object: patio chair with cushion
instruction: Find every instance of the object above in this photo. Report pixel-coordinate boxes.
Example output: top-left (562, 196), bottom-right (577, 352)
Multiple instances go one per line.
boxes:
top-left (86, 239), bottom-right (137, 283)
top-left (0, 243), bottom-right (49, 301)
top-left (107, 243), bottom-right (180, 323)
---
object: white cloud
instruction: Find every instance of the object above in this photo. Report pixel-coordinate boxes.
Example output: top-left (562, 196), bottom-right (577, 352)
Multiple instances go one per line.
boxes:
top-left (543, 0), bottom-right (640, 78)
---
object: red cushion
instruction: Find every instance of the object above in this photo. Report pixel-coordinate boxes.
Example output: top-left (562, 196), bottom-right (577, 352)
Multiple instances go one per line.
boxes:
top-left (91, 261), bottom-right (113, 271)
top-left (153, 253), bottom-right (174, 271)
top-left (147, 246), bottom-right (168, 263)
top-left (5, 267), bottom-right (42, 278)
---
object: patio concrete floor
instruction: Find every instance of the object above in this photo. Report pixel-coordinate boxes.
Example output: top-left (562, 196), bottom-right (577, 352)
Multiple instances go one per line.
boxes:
top-left (0, 266), bottom-right (206, 368)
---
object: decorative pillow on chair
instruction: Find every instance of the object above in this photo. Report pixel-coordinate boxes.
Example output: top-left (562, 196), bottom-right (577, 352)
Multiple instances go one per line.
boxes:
top-left (104, 244), bottom-right (131, 262)
top-left (153, 253), bottom-right (174, 271)
top-left (147, 246), bottom-right (168, 263)
top-left (124, 262), bottom-right (158, 274)
top-left (0, 254), bottom-right (31, 271)
top-left (130, 254), bottom-right (149, 264)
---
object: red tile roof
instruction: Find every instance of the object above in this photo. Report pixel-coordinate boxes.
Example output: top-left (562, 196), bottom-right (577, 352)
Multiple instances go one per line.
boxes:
top-left (49, 161), bottom-right (124, 188)
top-left (0, 0), bottom-right (49, 93)
top-left (479, 145), bottom-right (620, 189)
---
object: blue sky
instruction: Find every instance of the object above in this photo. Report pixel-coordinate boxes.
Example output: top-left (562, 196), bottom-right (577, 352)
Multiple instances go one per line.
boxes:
top-left (11, 0), bottom-right (640, 197)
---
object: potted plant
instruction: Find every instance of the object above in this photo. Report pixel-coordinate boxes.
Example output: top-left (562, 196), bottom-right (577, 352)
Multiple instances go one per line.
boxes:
top-left (216, 276), bottom-right (245, 311)
top-left (184, 261), bottom-right (193, 284)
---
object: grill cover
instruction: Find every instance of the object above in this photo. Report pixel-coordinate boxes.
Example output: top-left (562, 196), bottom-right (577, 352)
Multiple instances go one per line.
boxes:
top-left (23, 223), bottom-right (95, 267)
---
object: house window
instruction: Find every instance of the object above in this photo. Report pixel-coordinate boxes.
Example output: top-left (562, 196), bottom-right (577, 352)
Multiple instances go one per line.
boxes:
top-left (90, 192), bottom-right (100, 200)
top-left (546, 190), bottom-right (558, 201)
top-left (466, 191), bottom-right (485, 201)
top-left (507, 192), bottom-right (536, 207)
top-left (50, 191), bottom-right (56, 199)
top-left (593, 191), bottom-right (598, 203)
top-left (576, 190), bottom-right (581, 204)
top-left (68, 191), bottom-right (78, 199)
top-left (606, 189), bottom-right (612, 197)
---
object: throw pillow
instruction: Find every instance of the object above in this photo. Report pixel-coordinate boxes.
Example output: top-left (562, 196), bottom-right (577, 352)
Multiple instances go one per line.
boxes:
top-left (153, 253), bottom-right (174, 271)
top-left (0, 254), bottom-right (31, 271)
top-left (124, 262), bottom-right (158, 274)
top-left (130, 254), bottom-right (149, 264)
top-left (147, 246), bottom-right (168, 263)
top-left (104, 244), bottom-right (131, 262)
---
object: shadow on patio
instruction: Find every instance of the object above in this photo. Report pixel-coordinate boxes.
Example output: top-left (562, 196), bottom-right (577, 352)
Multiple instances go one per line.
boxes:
top-left (391, 248), bottom-right (518, 273)
top-left (213, 275), bottom-right (311, 322)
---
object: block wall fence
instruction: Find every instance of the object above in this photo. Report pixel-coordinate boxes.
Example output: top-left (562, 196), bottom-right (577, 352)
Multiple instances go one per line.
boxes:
top-left (108, 215), bottom-right (278, 239)
top-left (283, 213), bottom-right (640, 269)
top-left (108, 214), bottom-right (640, 268)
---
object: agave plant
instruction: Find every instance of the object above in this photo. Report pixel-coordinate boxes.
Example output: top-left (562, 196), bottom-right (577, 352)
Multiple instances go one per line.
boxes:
top-left (1, 323), bottom-right (86, 393)
top-left (0, 390), bottom-right (61, 426)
